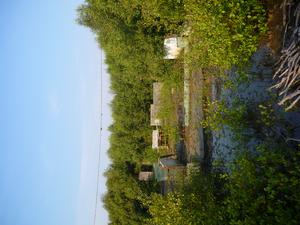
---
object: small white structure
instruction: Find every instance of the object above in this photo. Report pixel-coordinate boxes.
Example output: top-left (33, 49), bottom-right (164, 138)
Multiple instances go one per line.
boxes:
top-left (150, 82), bottom-right (163, 126)
top-left (152, 129), bottom-right (168, 149)
top-left (164, 36), bottom-right (186, 59)
top-left (152, 129), bottom-right (160, 149)
top-left (152, 129), bottom-right (162, 149)
top-left (138, 171), bottom-right (153, 181)
top-left (150, 104), bottom-right (161, 126)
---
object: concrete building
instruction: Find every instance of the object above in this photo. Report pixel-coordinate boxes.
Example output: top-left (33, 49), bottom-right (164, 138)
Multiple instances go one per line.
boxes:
top-left (163, 36), bottom-right (186, 59)
top-left (150, 82), bottom-right (163, 126)
top-left (152, 129), bottom-right (168, 149)
top-left (138, 171), bottom-right (154, 181)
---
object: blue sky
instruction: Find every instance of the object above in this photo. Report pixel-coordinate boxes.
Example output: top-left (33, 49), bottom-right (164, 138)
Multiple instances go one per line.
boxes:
top-left (0, 1), bottom-right (111, 225)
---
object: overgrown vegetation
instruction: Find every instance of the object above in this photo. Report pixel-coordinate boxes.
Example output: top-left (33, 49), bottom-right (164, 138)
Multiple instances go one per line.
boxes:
top-left (157, 77), bottom-right (183, 146)
top-left (145, 144), bottom-right (300, 225)
top-left (77, 0), bottom-right (300, 224)
top-left (185, 0), bottom-right (267, 71)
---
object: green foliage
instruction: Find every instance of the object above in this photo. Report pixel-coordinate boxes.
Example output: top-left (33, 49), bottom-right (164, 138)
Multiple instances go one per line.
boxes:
top-left (185, 0), bottom-right (267, 71)
top-left (225, 144), bottom-right (300, 225)
top-left (104, 165), bottom-right (150, 224)
top-left (257, 102), bottom-right (277, 127)
top-left (157, 78), bottom-right (183, 145)
top-left (144, 193), bottom-right (186, 225)
top-left (144, 172), bottom-right (223, 225)
top-left (145, 145), bottom-right (300, 225)
top-left (77, 1), bottom-right (185, 223)
top-left (202, 99), bottom-right (247, 133)
top-left (76, 0), bottom-right (275, 224)
top-left (143, 147), bottom-right (160, 164)
top-left (202, 96), bottom-right (288, 145)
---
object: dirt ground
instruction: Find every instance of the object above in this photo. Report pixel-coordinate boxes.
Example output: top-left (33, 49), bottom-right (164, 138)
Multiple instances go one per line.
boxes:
top-left (184, 69), bottom-right (205, 163)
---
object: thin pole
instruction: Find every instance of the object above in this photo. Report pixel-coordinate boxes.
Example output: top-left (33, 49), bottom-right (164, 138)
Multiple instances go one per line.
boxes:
top-left (93, 50), bottom-right (103, 225)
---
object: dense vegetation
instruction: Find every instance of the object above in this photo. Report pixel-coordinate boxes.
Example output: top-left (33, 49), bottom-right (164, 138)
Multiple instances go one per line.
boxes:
top-left (78, 0), bottom-right (300, 224)
top-left (77, 1), bottom-right (183, 223)
top-left (145, 144), bottom-right (300, 225)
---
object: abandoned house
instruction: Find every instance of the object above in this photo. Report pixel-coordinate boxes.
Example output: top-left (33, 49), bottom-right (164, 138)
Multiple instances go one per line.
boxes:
top-left (163, 36), bottom-right (186, 59)
top-left (150, 82), bottom-right (163, 127)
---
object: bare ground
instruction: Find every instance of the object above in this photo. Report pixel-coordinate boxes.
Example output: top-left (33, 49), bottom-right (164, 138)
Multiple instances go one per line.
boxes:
top-left (185, 70), bottom-right (205, 163)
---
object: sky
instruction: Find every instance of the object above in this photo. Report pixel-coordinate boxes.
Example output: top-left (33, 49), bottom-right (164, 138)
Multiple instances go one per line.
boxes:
top-left (0, 1), bottom-right (111, 225)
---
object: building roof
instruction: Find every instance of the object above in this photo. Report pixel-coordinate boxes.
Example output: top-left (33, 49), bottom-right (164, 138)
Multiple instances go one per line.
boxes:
top-left (153, 159), bottom-right (185, 182)
top-left (153, 163), bottom-right (168, 182)
top-left (159, 158), bottom-right (184, 169)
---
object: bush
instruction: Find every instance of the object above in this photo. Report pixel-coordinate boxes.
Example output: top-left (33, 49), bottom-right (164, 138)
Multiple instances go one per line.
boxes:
top-left (225, 144), bottom-right (300, 225)
top-left (185, 0), bottom-right (267, 71)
